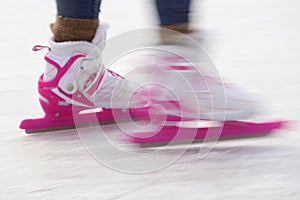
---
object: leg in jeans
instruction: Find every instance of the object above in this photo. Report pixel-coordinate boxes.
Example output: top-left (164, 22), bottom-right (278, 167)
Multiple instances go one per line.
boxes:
top-left (155, 0), bottom-right (191, 44)
top-left (56, 0), bottom-right (101, 19)
top-left (155, 0), bottom-right (191, 33)
top-left (51, 0), bottom-right (102, 42)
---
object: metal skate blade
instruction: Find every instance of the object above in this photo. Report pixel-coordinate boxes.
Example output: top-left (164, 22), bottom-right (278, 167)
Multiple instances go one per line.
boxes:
top-left (24, 120), bottom-right (121, 134)
top-left (25, 124), bottom-right (77, 134)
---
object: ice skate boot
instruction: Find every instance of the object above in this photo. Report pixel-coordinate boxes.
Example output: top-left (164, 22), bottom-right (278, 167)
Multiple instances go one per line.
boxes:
top-left (150, 48), bottom-right (257, 121)
top-left (20, 25), bottom-right (149, 133)
top-left (135, 27), bottom-right (258, 121)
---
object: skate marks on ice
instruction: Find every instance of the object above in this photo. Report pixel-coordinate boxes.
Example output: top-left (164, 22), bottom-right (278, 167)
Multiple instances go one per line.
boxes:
top-left (75, 122), bottom-right (192, 174)
top-left (57, 119), bottom-right (287, 174)
top-left (19, 128), bottom-right (300, 200)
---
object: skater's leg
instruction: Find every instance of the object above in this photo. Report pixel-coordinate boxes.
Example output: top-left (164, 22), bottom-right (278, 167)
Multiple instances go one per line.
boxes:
top-left (155, 0), bottom-right (191, 32)
top-left (150, 0), bottom-right (257, 120)
top-left (51, 0), bottom-right (102, 42)
top-left (155, 0), bottom-right (191, 44)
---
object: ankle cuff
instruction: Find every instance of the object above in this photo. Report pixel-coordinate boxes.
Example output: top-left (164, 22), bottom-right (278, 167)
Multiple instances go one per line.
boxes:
top-left (159, 23), bottom-right (191, 45)
top-left (51, 16), bottom-right (99, 42)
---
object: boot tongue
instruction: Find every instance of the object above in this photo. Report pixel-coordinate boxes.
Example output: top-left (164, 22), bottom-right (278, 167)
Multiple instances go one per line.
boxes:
top-left (91, 23), bottom-right (109, 51)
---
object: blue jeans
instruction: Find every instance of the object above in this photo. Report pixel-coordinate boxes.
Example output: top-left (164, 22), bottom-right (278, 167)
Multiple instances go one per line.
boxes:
top-left (155, 0), bottom-right (191, 26)
top-left (56, 0), bottom-right (101, 19)
top-left (56, 0), bottom-right (190, 25)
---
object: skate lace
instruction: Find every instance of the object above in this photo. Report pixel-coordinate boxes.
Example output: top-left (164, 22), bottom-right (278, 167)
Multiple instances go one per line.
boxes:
top-left (32, 45), bottom-right (51, 52)
top-left (164, 56), bottom-right (235, 89)
top-left (96, 69), bottom-right (131, 101)
top-left (107, 69), bottom-right (124, 80)
top-left (156, 56), bottom-right (239, 100)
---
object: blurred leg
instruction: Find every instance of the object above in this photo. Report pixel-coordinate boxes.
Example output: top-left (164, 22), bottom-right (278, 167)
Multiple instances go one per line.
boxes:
top-left (155, 0), bottom-right (191, 44)
top-left (155, 0), bottom-right (191, 33)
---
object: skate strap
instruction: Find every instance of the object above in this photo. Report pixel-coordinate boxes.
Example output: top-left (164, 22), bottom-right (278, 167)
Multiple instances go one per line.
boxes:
top-left (39, 54), bottom-right (85, 88)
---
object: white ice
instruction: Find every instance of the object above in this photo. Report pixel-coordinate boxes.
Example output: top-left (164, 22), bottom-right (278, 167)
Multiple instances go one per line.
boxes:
top-left (0, 0), bottom-right (300, 199)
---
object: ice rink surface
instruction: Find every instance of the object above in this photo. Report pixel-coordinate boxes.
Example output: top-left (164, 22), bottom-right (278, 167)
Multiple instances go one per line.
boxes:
top-left (1, 0), bottom-right (300, 199)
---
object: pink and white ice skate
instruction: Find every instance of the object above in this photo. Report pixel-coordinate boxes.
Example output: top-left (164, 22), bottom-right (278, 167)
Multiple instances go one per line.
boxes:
top-left (122, 44), bottom-right (287, 146)
top-left (20, 25), bottom-right (149, 133)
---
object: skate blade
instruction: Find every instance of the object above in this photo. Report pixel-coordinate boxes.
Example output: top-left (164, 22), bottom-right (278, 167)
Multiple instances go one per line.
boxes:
top-left (138, 132), bottom-right (271, 148)
top-left (20, 107), bottom-right (151, 134)
top-left (128, 120), bottom-right (288, 148)
top-left (24, 119), bottom-right (119, 134)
